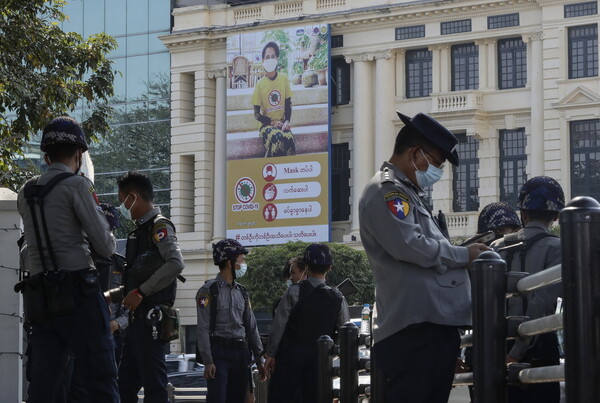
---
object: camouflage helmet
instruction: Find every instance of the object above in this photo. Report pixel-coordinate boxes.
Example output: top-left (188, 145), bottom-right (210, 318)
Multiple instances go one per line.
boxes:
top-left (212, 239), bottom-right (249, 265)
top-left (517, 176), bottom-right (565, 212)
top-left (477, 202), bottom-right (521, 234)
top-left (40, 116), bottom-right (88, 152)
top-left (303, 243), bottom-right (333, 266)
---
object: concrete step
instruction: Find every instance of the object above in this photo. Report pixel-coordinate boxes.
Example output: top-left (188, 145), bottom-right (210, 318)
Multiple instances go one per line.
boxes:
top-left (227, 84), bottom-right (328, 111)
top-left (227, 103), bottom-right (328, 133)
top-left (227, 125), bottom-right (328, 160)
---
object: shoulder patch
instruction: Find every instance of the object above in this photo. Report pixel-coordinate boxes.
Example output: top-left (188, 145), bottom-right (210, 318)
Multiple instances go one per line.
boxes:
top-left (89, 185), bottom-right (100, 205)
top-left (197, 292), bottom-right (210, 309)
top-left (153, 222), bottom-right (169, 242)
top-left (384, 191), bottom-right (411, 220)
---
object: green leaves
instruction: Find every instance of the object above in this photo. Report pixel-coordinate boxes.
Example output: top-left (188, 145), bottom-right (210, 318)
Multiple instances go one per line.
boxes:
top-left (239, 242), bottom-right (375, 309)
top-left (0, 0), bottom-right (116, 190)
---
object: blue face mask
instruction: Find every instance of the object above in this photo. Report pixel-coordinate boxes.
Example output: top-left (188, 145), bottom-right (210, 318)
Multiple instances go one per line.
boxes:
top-left (413, 149), bottom-right (444, 188)
top-left (118, 194), bottom-right (136, 221)
top-left (236, 263), bottom-right (248, 278)
top-left (286, 279), bottom-right (293, 288)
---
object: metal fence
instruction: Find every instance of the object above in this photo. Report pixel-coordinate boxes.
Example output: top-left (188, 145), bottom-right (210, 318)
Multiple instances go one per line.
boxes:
top-left (317, 195), bottom-right (600, 402)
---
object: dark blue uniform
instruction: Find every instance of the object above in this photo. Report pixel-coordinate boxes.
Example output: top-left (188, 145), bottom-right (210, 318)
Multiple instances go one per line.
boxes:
top-left (116, 207), bottom-right (184, 403)
top-left (266, 278), bottom-right (349, 402)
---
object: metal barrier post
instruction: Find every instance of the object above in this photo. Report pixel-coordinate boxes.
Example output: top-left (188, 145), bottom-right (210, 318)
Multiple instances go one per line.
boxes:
top-left (339, 322), bottom-right (359, 402)
top-left (560, 196), bottom-right (600, 402)
top-left (472, 250), bottom-right (507, 403)
top-left (370, 348), bottom-right (386, 403)
top-left (167, 383), bottom-right (175, 403)
top-left (317, 335), bottom-right (334, 403)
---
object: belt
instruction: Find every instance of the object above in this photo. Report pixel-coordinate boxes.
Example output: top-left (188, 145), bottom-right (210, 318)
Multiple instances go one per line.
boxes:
top-left (211, 336), bottom-right (248, 349)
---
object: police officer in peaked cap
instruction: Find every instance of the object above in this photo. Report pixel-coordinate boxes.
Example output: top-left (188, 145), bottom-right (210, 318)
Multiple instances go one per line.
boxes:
top-left (359, 112), bottom-right (489, 402)
top-left (17, 116), bottom-right (119, 402)
top-left (196, 239), bottom-right (267, 403)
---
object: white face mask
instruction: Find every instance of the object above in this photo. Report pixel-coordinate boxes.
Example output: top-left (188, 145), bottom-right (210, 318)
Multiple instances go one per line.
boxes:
top-left (286, 279), bottom-right (293, 288)
top-left (118, 194), bottom-right (136, 221)
top-left (263, 58), bottom-right (278, 73)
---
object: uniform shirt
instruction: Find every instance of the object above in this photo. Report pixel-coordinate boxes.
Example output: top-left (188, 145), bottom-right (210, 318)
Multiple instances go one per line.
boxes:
top-left (17, 162), bottom-right (116, 274)
top-left (492, 221), bottom-right (562, 360)
top-left (251, 72), bottom-right (292, 124)
top-left (195, 273), bottom-right (263, 365)
top-left (135, 207), bottom-right (185, 297)
top-left (267, 277), bottom-right (350, 357)
top-left (359, 162), bottom-right (471, 344)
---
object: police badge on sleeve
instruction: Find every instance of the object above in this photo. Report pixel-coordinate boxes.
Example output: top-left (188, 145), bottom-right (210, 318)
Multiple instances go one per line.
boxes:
top-left (384, 191), bottom-right (411, 219)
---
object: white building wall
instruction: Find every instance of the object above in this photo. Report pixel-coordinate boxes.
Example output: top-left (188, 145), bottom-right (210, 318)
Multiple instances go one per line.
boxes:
top-left (162, 0), bottom-right (600, 348)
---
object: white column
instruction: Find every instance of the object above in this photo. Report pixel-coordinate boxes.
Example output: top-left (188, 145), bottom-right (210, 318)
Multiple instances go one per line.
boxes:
top-left (429, 45), bottom-right (442, 93)
top-left (0, 188), bottom-right (23, 403)
top-left (440, 45), bottom-right (451, 92)
top-left (395, 50), bottom-right (406, 99)
top-left (345, 54), bottom-right (374, 238)
top-left (476, 40), bottom-right (489, 89)
top-left (524, 32), bottom-right (545, 176)
top-left (374, 51), bottom-right (396, 170)
top-left (208, 68), bottom-right (227, 241)
top-left (487, 41), bottom-right (498, 90)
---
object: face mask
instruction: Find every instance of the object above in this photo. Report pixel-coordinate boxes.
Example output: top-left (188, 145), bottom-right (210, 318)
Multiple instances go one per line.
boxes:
top-left (286, 279), bottom-right (293, 288)
top-left (413, 149), bottom-right (444, 188)
top-left (236, 263), bottom-right (248, 278)
top-left (118, 194), bottom-right (136, 221)
top-left (263, 58), bottom-right (278, 73)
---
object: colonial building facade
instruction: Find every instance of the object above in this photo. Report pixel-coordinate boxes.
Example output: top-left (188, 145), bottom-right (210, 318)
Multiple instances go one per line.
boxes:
top-left (162, 0), bottom-right (599, 351)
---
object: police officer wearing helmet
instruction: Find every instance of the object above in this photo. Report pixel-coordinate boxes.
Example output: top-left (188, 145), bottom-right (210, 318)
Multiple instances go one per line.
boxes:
top-left (265, 243), bottom-right (350, 403)
top-left (17, 116), bottom-right (119, 402)
top-left (107, 171), bottom-right (185, 403)
top-left (359, 112), bottom-right (489, 403)
top-left (477, 201), bottom-right (522, 242)
top-left (196, 239), bottom-right (267, 403)
top-left (492, 176), bottom-right (565, 403)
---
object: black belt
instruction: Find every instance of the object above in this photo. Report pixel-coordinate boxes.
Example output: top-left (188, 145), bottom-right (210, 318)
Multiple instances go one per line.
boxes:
top-left (211, 336), bottom-right (248, 349)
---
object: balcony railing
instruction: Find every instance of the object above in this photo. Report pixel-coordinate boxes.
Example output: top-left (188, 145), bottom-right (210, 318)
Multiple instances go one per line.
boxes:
top-left (431, 90), bottom-right (484, 113)
top-left (446, 211), bottom-right (479, 238)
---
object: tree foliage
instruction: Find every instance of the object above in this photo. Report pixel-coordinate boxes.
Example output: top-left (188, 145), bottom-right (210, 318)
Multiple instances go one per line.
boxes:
top-left (239, 242), bottom-right (375, 310)
top-left (0, 0), bottom-right (116, 190)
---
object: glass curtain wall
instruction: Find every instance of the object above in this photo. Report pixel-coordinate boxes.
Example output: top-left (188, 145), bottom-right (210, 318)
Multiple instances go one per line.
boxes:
top-left (61, 0), bottom-right (172, 237)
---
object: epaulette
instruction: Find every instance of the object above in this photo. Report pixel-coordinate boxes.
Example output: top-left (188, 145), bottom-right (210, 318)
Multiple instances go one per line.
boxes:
top-left (381, 167), bottom-right (394, 184)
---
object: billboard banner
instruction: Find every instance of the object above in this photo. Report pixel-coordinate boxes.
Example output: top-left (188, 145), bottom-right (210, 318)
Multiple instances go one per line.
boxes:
top-left (226, 25), bottom-right (331, 246)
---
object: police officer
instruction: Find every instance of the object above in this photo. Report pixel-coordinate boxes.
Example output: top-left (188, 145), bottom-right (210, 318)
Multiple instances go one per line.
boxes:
top-left (477, 201), bottom-right (522, 241)
top-left (196, 239), bottom-right (267, 403)
top-left (17, 116), bottom-right (119, 403)
top-left (492, 176), bottom-right (564, 403)
top-left (359, 112), bottom-right (488, 403)
top-left (265, 243), bottom-right (350, 403)
top-left (108, 171), bottom-right (185, 403)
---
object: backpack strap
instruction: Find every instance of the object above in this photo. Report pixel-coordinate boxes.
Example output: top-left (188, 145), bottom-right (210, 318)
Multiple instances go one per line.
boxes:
top-left (23, 172), bottom-right (76, 273)
top-left (208, 281), bottom-right (220, 335)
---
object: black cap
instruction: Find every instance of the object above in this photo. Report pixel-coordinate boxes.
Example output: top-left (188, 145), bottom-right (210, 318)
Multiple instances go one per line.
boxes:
top-left (396, 111), bottom-right (459, 166)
